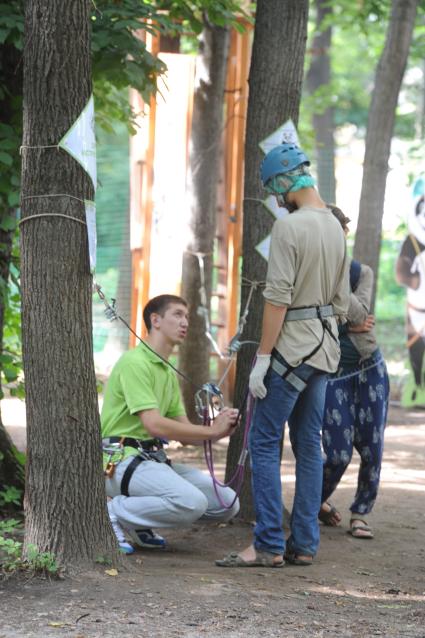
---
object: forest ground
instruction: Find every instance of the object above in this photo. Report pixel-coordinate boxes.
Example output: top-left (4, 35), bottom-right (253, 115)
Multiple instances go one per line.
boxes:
top-left (1, 403), bottom-right (424, 638)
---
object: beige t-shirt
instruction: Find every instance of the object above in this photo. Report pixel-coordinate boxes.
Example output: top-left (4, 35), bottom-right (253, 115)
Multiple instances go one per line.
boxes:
top-left (263, 206), bottom-right (349, 373)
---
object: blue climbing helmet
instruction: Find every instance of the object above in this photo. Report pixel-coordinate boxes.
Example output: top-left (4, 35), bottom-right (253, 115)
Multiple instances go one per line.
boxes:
top-left (260, 143), bottom-right (310, 187)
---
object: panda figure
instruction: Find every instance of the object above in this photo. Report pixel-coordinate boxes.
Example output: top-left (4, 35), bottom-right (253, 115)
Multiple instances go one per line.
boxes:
top-left (396, 177), bottom-right (425, 406)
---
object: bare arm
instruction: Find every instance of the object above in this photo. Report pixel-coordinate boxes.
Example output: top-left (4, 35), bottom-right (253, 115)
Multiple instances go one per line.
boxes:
top-left (139, 408), bottom-right (238, 445)
top-left (396, 256), bottom-right (420, 289)
top-left (258, 302), bottom-right (288, 354)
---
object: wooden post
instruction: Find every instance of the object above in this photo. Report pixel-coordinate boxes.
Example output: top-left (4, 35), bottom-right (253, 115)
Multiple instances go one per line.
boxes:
top-left (222, 22), bottom-right (251, 401)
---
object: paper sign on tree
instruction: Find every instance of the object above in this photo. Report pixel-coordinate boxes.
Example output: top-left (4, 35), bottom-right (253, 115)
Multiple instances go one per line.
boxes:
top-left (259, 119), bottom-right (300, 155)
top-left (59, 94), bottom-right (97, 190)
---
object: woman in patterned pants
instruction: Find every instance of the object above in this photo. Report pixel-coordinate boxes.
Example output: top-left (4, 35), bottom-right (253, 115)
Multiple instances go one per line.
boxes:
top-left (319, 208), bottom-right (390, 538)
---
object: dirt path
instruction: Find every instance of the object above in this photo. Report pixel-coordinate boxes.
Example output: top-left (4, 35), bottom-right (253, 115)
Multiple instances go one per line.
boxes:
top-left (1, 405), bottom-right (424, 637)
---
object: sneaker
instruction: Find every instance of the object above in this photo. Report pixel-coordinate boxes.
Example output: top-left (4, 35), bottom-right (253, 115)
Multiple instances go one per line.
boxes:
top-left (109, 514), bottom-right (135, 555)
top-left (126, 528), bottom-right (166, 549)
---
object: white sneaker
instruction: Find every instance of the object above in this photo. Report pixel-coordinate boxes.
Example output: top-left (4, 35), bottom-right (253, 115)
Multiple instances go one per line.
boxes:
top-left (109, 514), bottom-right (135, 555)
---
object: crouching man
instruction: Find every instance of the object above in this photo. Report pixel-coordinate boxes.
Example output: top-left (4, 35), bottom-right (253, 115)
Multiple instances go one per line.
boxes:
top-left (102, 294), bottom-right (239, 553)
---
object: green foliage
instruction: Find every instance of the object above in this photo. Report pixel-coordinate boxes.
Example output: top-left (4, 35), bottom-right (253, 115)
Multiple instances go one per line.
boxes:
top-left (0, 485), bottom-right (22, 508)
top-left (0, 229), bottom-right (23, 400)
top-left (95, 554), bottom-right (113, 565)
top-left (0, 518), bottom-right (21, 535)
top-left (0, 518), bottom-right (59, 576)
top-left (156, 0), bottom-right (251, 35)
top-left (92, 0), bottom-right (249, 131)
top-left (25, 545), bottom-right (58, 574)
top-left (0, 535), bottom-right (22, 571)
top-left (304, 0), bottom-right (425, 139)
top-left (0, 539), bottom-right (58, 575)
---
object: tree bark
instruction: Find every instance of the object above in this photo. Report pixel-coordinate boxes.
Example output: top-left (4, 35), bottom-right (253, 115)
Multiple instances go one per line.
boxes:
top-left (354, 0), bottom-right (420, 307)
top-left (225, 0), bottom-right (309, 521)
top-left (21, 0), bottom-right (118, 568)
top-left (180, 23), bottom-right (230, 423)
top-left (306, 0), bottom-right (336, 205)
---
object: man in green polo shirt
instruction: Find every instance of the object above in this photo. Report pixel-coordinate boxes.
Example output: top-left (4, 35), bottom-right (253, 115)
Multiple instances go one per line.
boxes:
top-left (102, 294), bottom-right (239, 552)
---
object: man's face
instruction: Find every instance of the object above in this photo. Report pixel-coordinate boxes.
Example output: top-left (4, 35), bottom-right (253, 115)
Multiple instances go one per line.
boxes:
top-left (152, 303), bottom-right (189, 345)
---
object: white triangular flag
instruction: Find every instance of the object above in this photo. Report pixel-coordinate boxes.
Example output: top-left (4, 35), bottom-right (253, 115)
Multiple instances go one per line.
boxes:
top-left (59, 94), bottom-right (96, 190)
top-left (259, 119), bottom-right (300, 154)
top-left (255, 234), bottom-right (271, 262)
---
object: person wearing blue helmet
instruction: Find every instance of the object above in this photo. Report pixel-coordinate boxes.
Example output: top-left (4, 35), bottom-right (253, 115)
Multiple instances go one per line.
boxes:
top-left (216, 143), bottom-right (349, 568)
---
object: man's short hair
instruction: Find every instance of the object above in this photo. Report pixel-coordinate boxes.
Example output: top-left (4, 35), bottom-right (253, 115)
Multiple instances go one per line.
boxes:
top-left (143, 294), bottom-right (187, 332)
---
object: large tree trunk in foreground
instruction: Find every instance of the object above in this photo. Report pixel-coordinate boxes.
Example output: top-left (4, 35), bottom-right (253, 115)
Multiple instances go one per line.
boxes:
top-left (180, 23), bottom-right (230, 422)
top-left (21, 0), bottom-right (118, 568)
top-left (306, 0), bottom-right (336, 205)
top-left (225, 0), bottom-right (309, 521)
top-left (354, 0), bottom-right (419, 308)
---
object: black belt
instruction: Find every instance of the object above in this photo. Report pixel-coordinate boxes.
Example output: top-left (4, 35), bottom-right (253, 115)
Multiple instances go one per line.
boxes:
top-left (103, 437), bottom-right (171, 496)
top-left (102, 436), bottom-right (164, 451)
top-left (121, 456), bottom-right (144, 496)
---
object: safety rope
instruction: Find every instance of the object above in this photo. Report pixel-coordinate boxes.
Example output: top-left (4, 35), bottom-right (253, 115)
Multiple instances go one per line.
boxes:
top-left (202, 387), bottom-right (254, 510)
top-left (327, 356), bottom-right (385, 384)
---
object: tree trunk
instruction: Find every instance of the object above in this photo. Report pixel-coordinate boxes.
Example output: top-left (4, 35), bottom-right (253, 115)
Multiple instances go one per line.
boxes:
top-left (354, 0), bottom-right (419, 307)
top-left (306, 0), bottom-right (336, 204)
top-left (180, 23), bottom-right (230, 423)
top-left (225, 0), bottom-right (309, 521)
top-left (21, 0), bottom-right (118, 568)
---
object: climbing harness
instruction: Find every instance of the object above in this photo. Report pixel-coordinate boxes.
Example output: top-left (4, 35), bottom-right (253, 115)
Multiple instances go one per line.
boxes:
top-left (269, 304), bottom-right (339, 391)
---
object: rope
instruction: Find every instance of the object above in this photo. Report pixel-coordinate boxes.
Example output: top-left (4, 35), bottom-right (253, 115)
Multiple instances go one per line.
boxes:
top-left (20, 145), bottom-right (60, 154)
top-left (327, 357), bottom-right (385, 384)
top-left (19, 213), bottom-right (86, 227)
top-left (202, 388), bottom-right (254, 510)
top-left (21, 193), bottom-right (86, 204)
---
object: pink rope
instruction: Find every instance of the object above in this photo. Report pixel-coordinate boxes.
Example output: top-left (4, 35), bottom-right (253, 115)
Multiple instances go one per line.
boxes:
top-left (203, 391), bottom-right (255, 510)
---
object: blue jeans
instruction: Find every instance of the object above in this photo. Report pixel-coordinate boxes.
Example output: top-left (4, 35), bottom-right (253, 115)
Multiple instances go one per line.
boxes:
top-left (249, 360), bottom-right (328, 557)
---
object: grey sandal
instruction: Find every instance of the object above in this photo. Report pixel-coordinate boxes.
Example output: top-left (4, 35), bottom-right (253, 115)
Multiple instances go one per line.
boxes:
top-left (348, 519), bottom-right (374, 539)
top-left (215, 550), bottom-right (285, 568)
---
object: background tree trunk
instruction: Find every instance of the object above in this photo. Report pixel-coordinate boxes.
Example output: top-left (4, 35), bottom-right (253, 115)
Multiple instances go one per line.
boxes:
top-left (180, 23), bottom-right (230, 422)
top-left (0, 23), bottom-right (25, 501)
top-left (21, 0), bottom-right (118, 568)
top-left (0, 221), bottom-right (24, 499)
top-left (354, 0), bottom-right (420, 307)
top-left (306, 0), bottom-right (336, 205)
top-left (225, 0), bottom-right (309, 520)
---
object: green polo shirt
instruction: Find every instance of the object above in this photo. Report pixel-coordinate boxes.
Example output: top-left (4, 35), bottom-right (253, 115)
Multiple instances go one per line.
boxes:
top-left (101, 342), bottom-right (186, 449)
